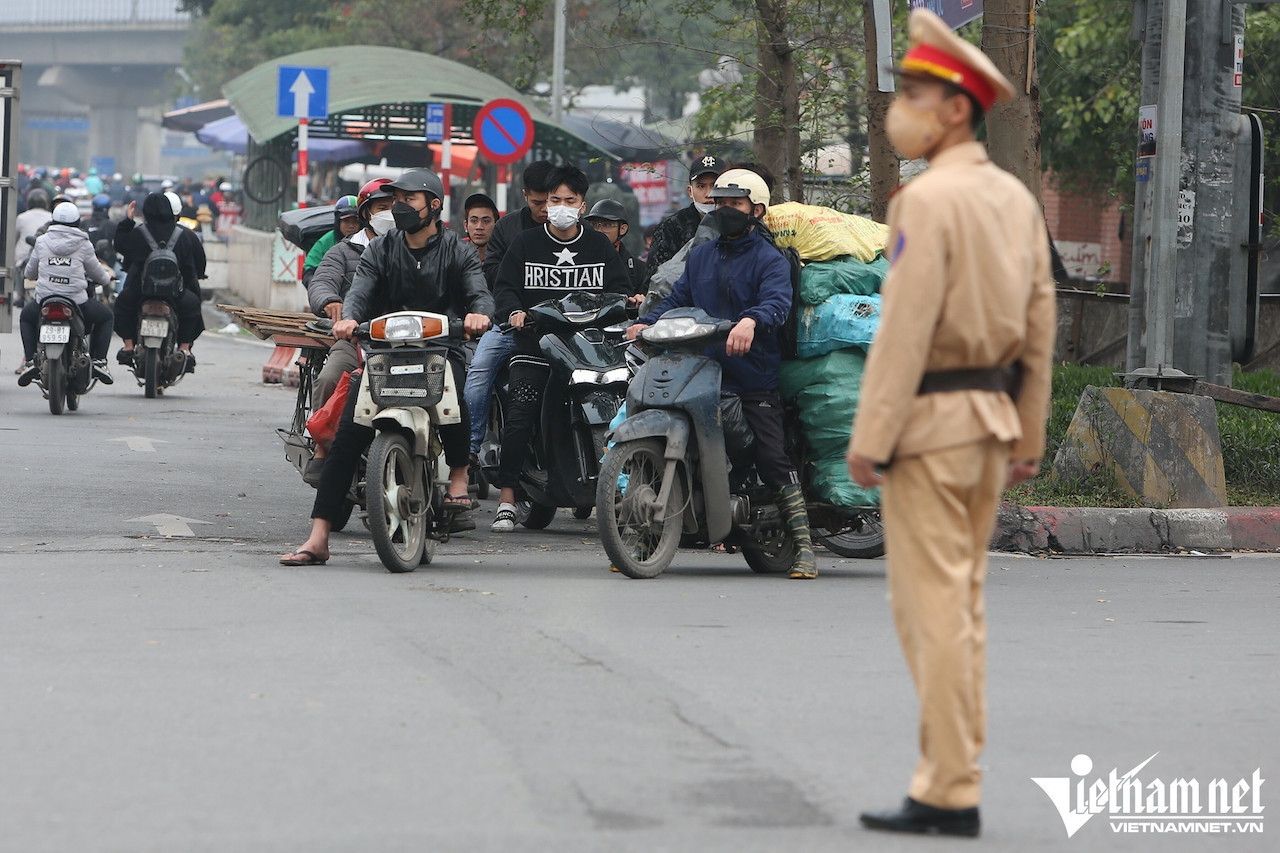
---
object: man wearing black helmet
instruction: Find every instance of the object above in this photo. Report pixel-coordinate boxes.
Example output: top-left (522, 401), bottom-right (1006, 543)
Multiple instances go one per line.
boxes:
top-left (279, 169), bottom-right (493, 566)
top-left (584, 198), bottom-right (646, 299)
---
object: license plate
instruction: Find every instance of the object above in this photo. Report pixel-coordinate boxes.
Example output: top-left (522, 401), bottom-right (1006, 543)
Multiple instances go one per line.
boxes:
top-left (387, 387), bottom-right (428, 397)
top-left (39, 325), bottom-right (70, 344)
top-left (390, 364), bottom-right (425, 375)
top-left (139, 319), bottom-right (169, 338)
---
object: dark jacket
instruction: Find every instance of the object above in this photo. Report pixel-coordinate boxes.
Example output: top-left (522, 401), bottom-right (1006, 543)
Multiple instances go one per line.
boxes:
top-left (643, 203), bottom-right (702, 285)
top-left (482, 206), bottom-right (539, 289)
top-left (617, 241), bottom-right (647, 296)
top-left (308, 235), bottom-right (365, 315)
top-left (639, 228), bottom-right (792, 394)
top-left (343, 228), bottom-right (493, 323)
top-left (113, 193), bottom-right (203, 299)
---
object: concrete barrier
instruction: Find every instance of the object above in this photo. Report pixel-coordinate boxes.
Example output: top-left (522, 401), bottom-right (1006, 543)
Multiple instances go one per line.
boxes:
top-left (226, 225), bottom-right (305, 311)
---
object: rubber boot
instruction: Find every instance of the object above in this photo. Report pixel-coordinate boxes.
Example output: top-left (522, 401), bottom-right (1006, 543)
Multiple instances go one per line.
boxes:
top-left (776, 482), bottom-right (817, 579)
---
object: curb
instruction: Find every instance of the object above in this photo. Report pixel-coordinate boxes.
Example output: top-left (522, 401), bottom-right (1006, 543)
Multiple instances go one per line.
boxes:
top-left (992, 504), bottom-right (1280, 554)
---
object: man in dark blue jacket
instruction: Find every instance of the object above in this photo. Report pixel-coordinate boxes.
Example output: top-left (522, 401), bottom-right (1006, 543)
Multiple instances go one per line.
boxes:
top-left (627, 169), bottom-right (816, 579)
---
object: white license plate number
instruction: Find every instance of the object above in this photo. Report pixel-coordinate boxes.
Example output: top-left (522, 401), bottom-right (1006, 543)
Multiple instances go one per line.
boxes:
top-left (386, 387), bottom-right (428, 397)
top-left (40, 325), bottom-right (70, 343)
top-left (139, 319), bottom-right (169, 337)
top-left (390, 364), bottom-right (425, 375)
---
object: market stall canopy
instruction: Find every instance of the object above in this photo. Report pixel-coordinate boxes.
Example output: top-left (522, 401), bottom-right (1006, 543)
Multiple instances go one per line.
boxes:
top-left (195, 113), bottom-right (369, 162)
top-left (162, 99), bottom-right (235, 134)
top-left (222, 45), bottom-right (616, 162)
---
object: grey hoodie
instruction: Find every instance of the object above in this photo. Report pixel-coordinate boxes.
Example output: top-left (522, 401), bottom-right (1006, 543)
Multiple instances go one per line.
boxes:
top-left (24, 223), bottom-right (111, 304)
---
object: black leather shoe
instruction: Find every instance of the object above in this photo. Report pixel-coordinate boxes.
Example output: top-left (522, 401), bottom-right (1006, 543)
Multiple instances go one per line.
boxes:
top-left (860, 797), bottom-right (980, 838)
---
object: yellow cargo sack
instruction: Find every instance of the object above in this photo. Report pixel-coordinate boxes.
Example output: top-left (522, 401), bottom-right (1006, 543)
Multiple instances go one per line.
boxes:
top-left (763, 202), bottom-right (889, 263)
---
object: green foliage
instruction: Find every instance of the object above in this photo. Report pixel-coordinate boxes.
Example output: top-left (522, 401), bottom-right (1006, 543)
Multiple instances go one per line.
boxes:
top-left (1007, 364), bottom-right (1280, 507)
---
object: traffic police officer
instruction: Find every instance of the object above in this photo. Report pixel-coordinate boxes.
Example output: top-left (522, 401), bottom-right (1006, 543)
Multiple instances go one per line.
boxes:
top-left (846, 8), bottom-right (1056, 837)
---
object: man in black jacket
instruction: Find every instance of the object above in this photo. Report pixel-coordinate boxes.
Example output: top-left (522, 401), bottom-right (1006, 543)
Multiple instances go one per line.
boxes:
top-left (489, 164), bottom-right (632, 532)
top-left (280, 169), bottom-right (493, 566)
top-left (642, 154), bottom-right (724, 286)
top-left (481, 159), bottom-right (554, 288)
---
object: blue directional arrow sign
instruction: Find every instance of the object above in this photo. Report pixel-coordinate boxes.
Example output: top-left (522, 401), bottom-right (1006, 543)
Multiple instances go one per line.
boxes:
top-left (277, 66), bottom-right (330, 119)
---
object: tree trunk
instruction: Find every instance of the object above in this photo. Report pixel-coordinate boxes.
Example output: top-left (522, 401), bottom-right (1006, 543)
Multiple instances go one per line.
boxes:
top-left (754, 0), bottom-right (803, 203)
top-left (982, 0), bottom-right (1042, 203)
top-left (864, 0), bottom-right (899, 221)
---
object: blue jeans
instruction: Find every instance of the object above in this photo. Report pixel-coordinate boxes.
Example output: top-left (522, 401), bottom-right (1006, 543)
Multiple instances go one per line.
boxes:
top-left (464, 328), bottom-right (516, 456)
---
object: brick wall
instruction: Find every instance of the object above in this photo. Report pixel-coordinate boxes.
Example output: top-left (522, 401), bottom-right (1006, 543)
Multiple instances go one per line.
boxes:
top-left (1041, 173), bottom-right (1134, 292)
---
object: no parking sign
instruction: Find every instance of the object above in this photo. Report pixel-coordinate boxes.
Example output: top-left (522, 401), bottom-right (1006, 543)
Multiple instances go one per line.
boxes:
top-left (472, 99), bottom-right (535, 165)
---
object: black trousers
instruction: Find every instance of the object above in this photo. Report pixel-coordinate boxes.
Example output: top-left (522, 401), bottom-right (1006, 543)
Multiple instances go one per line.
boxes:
top-left (114, 287), bottom-right (205, 345)
top-left (20, 298), bottom-right (115, 361)
top-left (740, 389), bottom-right (800, 492)
top-left (495, 353), bottom-right (551, 491)
top-left (312, 357), bottom-right (471, 523)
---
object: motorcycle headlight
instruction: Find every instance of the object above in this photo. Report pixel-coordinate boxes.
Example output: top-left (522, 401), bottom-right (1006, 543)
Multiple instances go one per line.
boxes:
top-left (641, 316), bottom-right (717, 343)
top-left (600, 366), bottom-right (631, 384)
top-left (570, 367), bottom-right (632, 385)
top-left (370, 314), bottom-right (445, 342)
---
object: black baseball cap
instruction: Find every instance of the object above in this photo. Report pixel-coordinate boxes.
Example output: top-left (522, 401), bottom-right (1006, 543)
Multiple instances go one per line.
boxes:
top-left (689, 155), bottom-right (724, 181)
top-left (463, 192), bottom-right (498, 216)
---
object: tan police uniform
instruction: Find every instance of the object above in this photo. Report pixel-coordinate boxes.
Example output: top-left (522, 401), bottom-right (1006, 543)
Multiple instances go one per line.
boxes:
top-left (848, 10), bottom-right (1056, 812)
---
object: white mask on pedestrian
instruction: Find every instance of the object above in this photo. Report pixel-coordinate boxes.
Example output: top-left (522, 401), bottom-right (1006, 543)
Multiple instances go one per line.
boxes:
top-left (546, 205), bottom-right (580, 231)
top-left (368, 210), bottom-right (396, 236)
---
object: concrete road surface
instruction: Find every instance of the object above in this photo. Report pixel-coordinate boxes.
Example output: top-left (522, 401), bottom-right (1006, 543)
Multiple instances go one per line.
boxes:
top-left (1, 324), bottom-right (1276, 852)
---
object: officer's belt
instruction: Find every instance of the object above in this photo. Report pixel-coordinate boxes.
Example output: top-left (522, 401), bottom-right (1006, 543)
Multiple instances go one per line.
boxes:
top-left (917, 364), bottom-right (1023, 400)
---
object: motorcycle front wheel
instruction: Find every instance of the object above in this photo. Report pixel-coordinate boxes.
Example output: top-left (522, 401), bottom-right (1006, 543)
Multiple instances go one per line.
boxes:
top-left (46, 358), bottom-right (65, 415)
top-left (596, 438), bottom-right (684, 579)
top-left (367, 432), bottom-right (428, 573)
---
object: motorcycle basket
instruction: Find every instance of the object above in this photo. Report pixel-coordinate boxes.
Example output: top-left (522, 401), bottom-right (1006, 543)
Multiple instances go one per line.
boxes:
top-left (365, 350), bottom-right (447, 408)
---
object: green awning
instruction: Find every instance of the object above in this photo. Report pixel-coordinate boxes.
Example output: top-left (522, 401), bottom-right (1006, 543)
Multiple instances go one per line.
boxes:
top-left (222, 44), bottom-right (616, 162)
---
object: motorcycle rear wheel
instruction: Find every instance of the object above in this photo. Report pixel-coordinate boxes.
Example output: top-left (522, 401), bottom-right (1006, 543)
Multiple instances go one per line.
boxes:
top-left (815, 510), bottom-right (885, 559)
top-left (521, 500), bottom-right (556, 530)
top-left (740, 535), bottom-right (797, 574)
top-left (330, 499), bottom-right (355, 533)
top-left (46, 358), bottom-right (65, 416)
top-left (143, 348), bottom-right (160, 399)
top-left (367, 432), bottom-right (428, 573)
top-left (597, 438), bottom-right (684, 579)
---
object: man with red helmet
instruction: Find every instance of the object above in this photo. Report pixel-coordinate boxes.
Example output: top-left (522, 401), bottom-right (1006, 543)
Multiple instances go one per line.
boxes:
top-left (301, 177), bottom-right (397, 484)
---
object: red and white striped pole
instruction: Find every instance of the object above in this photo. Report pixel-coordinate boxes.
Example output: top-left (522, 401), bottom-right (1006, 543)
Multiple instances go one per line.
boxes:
top-left (440, 104), bottom-right (453, 226)
top-left (296, 117), bottom-right (309, 209)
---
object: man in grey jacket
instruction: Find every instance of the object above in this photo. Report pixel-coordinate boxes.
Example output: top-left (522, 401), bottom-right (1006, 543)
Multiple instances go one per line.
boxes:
top-left (18, 202), bottom-right (116, 386)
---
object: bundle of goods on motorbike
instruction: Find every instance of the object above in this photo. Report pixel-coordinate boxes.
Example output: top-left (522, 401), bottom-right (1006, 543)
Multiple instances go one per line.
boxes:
top-left (773, 203), bottom-right (891, 512)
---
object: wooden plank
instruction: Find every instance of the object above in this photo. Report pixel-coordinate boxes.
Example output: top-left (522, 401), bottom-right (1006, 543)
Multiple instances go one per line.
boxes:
top-left (1195, 381), bottom-right (1280, 415)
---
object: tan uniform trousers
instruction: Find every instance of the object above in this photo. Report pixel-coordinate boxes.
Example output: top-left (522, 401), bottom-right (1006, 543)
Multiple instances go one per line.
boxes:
top-left (881, 435), bottom-right (1009, 810)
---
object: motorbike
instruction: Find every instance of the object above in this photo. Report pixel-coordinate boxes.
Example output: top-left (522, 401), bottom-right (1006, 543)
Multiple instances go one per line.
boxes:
top-left (596, 307), bottom-right (884, 579)
top-left (350, 310), bottom-right (470, 573)
top-left (32, 296), bottom-right (97, 416)
top-left (127, 297), bottom-right (188, 398)
top-left (480, 291), bottom-right (633, 528)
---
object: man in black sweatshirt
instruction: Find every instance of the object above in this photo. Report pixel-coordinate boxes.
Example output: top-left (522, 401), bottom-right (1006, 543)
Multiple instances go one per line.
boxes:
top-left (489, 164), bottom-right (632, 531)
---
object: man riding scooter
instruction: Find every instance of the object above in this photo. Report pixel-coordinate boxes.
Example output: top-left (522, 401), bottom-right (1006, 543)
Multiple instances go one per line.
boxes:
top-left (626, 168), bottom-right (816, 579)
top-left (279, 168), bottom-right (492, 566)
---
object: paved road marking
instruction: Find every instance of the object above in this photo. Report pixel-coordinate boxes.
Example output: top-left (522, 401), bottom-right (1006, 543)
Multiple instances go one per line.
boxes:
top-left (128, 515), bottom-right (213, 537)
top-left (110, 436), bottom-right (169, 453)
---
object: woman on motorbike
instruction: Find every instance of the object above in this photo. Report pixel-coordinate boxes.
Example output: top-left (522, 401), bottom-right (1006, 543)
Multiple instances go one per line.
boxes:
top-left (17, 202), bottom-right (116, 387)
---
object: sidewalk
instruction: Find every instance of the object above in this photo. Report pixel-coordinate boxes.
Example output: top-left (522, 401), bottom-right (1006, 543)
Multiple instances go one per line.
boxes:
top-left (993, 503), bottom-right (1280, 554)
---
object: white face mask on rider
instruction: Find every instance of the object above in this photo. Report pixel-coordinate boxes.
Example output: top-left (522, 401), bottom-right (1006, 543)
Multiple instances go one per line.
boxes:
top-left (694, 201), bottom-right (716, 215)
top-left (368, 210), bottom-right (396, 236)
top-left (546, 205), bottom-right (580, 231)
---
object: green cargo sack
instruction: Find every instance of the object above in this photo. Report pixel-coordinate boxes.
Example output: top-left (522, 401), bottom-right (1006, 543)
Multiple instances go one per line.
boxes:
top-left (795, 293), bottom-right (882, 360)
top-left (798, 254), bottom-right (889, 306)
top-left (807, 457), bottom-right (880, 507)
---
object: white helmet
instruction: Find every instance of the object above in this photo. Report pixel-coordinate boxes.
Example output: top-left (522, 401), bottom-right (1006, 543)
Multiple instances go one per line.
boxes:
top-left (219, 181), bottom-right (232, 192)
top-left (165, 191), bottom-right (183, 215)
top-left (709, 168), bottom-right (771, 208)
top-left (52, 201), bottom-right (80, 224)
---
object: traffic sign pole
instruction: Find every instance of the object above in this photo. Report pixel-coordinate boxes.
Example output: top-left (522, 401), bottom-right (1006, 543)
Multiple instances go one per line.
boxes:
top-left (297, 117), bottom-right (309, 209)
top-left (497, 163), bottom-right (509, 216)
top-left (441, 104), bottom-right (453, 226)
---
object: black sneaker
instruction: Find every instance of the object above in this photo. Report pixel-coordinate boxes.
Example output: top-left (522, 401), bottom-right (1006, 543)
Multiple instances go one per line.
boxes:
top-left (91, 359), bottom-right (114, 386)
top-left (16, 360), bottom-right (39, 388)
top-left (116, 348), bottom-right (135, 365)
top-left (183, 352), bottom-right (196, 374)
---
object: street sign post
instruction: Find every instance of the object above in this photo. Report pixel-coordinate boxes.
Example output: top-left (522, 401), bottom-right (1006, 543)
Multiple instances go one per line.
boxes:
top-left (277, 66), bottom-right (330, 209)
top-left (0, 60), bottom-right (20, 333)
top-left (473, 99), bottom-right (535, 215)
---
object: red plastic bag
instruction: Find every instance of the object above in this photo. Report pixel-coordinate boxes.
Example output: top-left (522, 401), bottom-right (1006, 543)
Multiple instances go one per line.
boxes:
top-left (305, 370), bottom-right (351, 448)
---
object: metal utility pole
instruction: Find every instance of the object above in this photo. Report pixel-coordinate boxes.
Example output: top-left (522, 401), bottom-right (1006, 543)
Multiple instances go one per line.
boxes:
top-left (0, 60), bottom-right (20, 334)
top-left (551, 0), bottom-right (566, 124)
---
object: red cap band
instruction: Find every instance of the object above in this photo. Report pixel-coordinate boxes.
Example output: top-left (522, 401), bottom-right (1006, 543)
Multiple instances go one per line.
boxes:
top-left (900, 43), bottom-right (998, 111)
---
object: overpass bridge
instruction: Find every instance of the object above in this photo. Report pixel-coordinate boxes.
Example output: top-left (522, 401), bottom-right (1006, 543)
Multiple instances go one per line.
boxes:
top-left (0, 1), bottom-right (191, 175)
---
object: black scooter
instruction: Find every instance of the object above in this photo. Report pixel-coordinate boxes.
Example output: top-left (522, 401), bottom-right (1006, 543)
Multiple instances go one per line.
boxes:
top-left (31, 296), bottom-right (96, 416)
top-left (483, 291), bottom-right (632, 528)
top-left (597, 307), bottom-right (883, 578)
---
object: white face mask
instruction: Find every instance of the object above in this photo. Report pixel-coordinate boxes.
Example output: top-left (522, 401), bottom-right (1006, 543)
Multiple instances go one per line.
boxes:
top-left (368, 210), bottom-right (396, 236)
top-left (546, 205), bottom-right (580, 231)
top-left (694, 201), bottom-right (716, 215)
